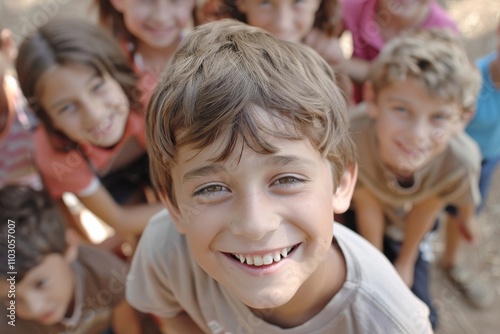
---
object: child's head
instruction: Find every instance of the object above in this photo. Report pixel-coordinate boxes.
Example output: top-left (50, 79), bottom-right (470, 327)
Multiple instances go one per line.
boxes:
top-left (15, 19), bottom-right (139, 150)
top-left (365, 29), bottom-right (481, 176)
top-left (0, 185), bottom-right (77, 325)
top-left (146, 19), bottom-right (356, 309)
top-left (96, 0), bottom-right (196, 51)
top-left (218, 0), bottom-right (341, 42)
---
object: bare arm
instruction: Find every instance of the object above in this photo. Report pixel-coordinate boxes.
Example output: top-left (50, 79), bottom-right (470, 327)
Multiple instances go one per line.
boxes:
top-left (79, 184), bottom-right (164, 236)
top-left (111, 300), bottom-right (143, 334)
top-left (157, 312), bottom-right (205, 334)
top-left (303, 29), bottom-right (371, 88)
top-left (352, 187), bottom-right (385, 250)
top-left (395, 197), bottom-right (445, 286)
top-left (451, 203), bottom-right (478, 243)
top-left (341, 58), bottom-right (372, 84)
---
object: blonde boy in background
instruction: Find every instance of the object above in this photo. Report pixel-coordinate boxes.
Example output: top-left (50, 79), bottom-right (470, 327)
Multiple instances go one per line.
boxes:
top-left (346, 29), bottom-right (486, 329)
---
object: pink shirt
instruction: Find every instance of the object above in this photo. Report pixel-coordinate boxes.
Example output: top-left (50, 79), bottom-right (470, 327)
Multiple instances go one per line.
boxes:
top-left (342, 0), bottom-right (459, 61)
top-left (34, 111), bottom-right (146, 199)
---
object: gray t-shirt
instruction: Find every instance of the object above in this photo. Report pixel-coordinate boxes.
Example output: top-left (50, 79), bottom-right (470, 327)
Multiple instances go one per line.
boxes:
top-left (126, 210), bottom-right (432, 334)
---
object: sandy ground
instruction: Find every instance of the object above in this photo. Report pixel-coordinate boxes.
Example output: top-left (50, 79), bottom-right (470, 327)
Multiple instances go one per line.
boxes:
top-left (1, 0), bottom-right (499, 332)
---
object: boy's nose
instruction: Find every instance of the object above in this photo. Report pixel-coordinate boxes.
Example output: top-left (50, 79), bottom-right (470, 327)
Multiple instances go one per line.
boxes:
top-left (25, 294), bottom-right (48, 319)
top-left (81, 99), bottom-right (104, 126)
top-left (408, 118), bottom-right (430, 142)
top-left (230, 191), bottom-right (280, 240)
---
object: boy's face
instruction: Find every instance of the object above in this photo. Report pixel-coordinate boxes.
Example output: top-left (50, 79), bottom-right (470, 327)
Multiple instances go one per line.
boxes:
top-left (163, 107), bottom-right (354, 310)
top-left (367, 78), bottom-right (464, 177)
top-left (237, 0), bottom-right (321, 43)
top-left (0, 254), bottom-right (75, 325)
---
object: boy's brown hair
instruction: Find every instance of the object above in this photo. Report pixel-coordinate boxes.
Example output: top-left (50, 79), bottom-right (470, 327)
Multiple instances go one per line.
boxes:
top-left (369, 28), bottom-right (481, 114)
top-left (15, 19), bottom-right (139, 151)
top-left (216, 0), bottom-right (342, 37)
top-left (147, 19), bottom-right (355, 208)
top-left (0, 185), bottom-right (67, 282)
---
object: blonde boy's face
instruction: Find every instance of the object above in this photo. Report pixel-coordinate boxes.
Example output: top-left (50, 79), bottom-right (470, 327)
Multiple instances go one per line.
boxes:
top-left (367, 78), bottom-right (464, 177)
top-left (0, 254), bottom-right (75, 325)
top-left (237, 0), bottom-right (321, 43)
top-left (163, 107), bottom-right (355, 310)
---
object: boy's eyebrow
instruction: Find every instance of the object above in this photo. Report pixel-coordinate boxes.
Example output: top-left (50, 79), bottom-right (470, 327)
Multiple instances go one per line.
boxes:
top-left (182, 155), bottom-right (316, 183)
top-left (262, 155), bottom-right (317, 170)
top-left (182, 164), bottom-right (226, 183)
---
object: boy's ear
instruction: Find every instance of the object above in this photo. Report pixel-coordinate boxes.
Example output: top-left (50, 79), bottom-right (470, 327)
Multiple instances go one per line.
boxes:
top-left (332, 163), bottom-right (358, 214)
top-left (109, 0), bottom-right (124, 12)
top-left (460, 107), bottom-right (475, 129)
top-left (159, 190), bottom-right (187, 234)
top-left (362, 81), bottom-right (378, 118)
top-left (64, 229), bottom-right (80, 263)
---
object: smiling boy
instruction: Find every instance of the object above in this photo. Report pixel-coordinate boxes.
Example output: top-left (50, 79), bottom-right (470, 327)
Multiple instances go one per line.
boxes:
top-left (347, 29), bottom-right (482, 328)
top-left (125, 19), bottom-right (432, 333)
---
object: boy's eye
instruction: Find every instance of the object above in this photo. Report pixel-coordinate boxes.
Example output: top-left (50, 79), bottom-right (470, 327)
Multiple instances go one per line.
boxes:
top-left (273, 176), bottom-right (306, 187)
top-left (35, 279), bottom-right (47, 289)
top-left (194, 184), bottom-right (228, 197)
top-left (91, 78), bottom-right (106, 92)
top-left (393, 106), bottom-right (408, 113)
top-left (57, 103), bottom-right (76, 115)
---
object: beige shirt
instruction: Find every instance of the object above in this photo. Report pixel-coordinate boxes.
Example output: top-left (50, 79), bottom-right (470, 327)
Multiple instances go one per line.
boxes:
top-left (127, 209), bottom-right (432, 334)
top-left (350, 104), bottom-right (481, 241)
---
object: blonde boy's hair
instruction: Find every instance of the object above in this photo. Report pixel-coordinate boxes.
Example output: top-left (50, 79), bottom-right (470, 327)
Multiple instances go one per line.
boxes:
top-left (147, 19), bottom-right (355, 208)
top-left (369, 29), bottom-right (481, 113)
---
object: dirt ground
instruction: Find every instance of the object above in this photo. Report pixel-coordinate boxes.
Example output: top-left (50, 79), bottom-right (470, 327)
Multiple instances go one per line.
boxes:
top-left (1, 0), bottom-right (499, 333)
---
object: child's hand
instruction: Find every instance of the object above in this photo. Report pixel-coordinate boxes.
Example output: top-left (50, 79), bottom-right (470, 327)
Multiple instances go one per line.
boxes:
top-left (394, 260), bottom-right (415, 287)
top-left (303, 29), bottom-right (345, 68)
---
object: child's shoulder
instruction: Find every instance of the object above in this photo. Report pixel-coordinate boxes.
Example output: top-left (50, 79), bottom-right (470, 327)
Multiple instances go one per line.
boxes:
top-left (444, 131), bottom-right (481, 174)
top-left (76, 244), bottom-right (129, 284)
top-left (334, 223), bottom-right (432, 332)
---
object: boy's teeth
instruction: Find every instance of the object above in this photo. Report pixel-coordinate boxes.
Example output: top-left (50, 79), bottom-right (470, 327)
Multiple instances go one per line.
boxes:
top-left (233, 246), bottom-right (294, 266)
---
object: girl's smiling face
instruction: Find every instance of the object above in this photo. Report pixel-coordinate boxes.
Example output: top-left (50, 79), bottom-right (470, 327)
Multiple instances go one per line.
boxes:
top-left (37, 63), bottom-right (130, 148)
top-left (111, 0), bottom-right (195, 51)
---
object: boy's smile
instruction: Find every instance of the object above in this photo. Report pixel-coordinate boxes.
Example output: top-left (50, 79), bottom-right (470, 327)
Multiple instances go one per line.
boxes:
top-left (164, 107), bottom-right (353, 312)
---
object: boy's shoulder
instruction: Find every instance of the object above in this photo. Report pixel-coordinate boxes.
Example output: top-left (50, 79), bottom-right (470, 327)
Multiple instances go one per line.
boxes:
top-left (334, 224), bottom-right (432, 333)
top-left (62, 245), bottom-right (128, 332)
top-left (126, 213), bottom-right (431, 333)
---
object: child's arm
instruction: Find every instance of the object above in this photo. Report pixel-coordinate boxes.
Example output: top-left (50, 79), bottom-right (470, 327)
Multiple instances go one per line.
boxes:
top-left (79, 184), bottom-right (164, 236)
top-left (352, 187), bottom-right (385, 250)
top-left (451, 203), bottom-right (478, 243)
top-left (111, 300), bottom-right (143, 334)
top-left (157, 312), bottom-right (205, 334)
top-left (303, 29), bottom-right (371, 85)
top-left (395, 196), bottom-right (445, 286)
